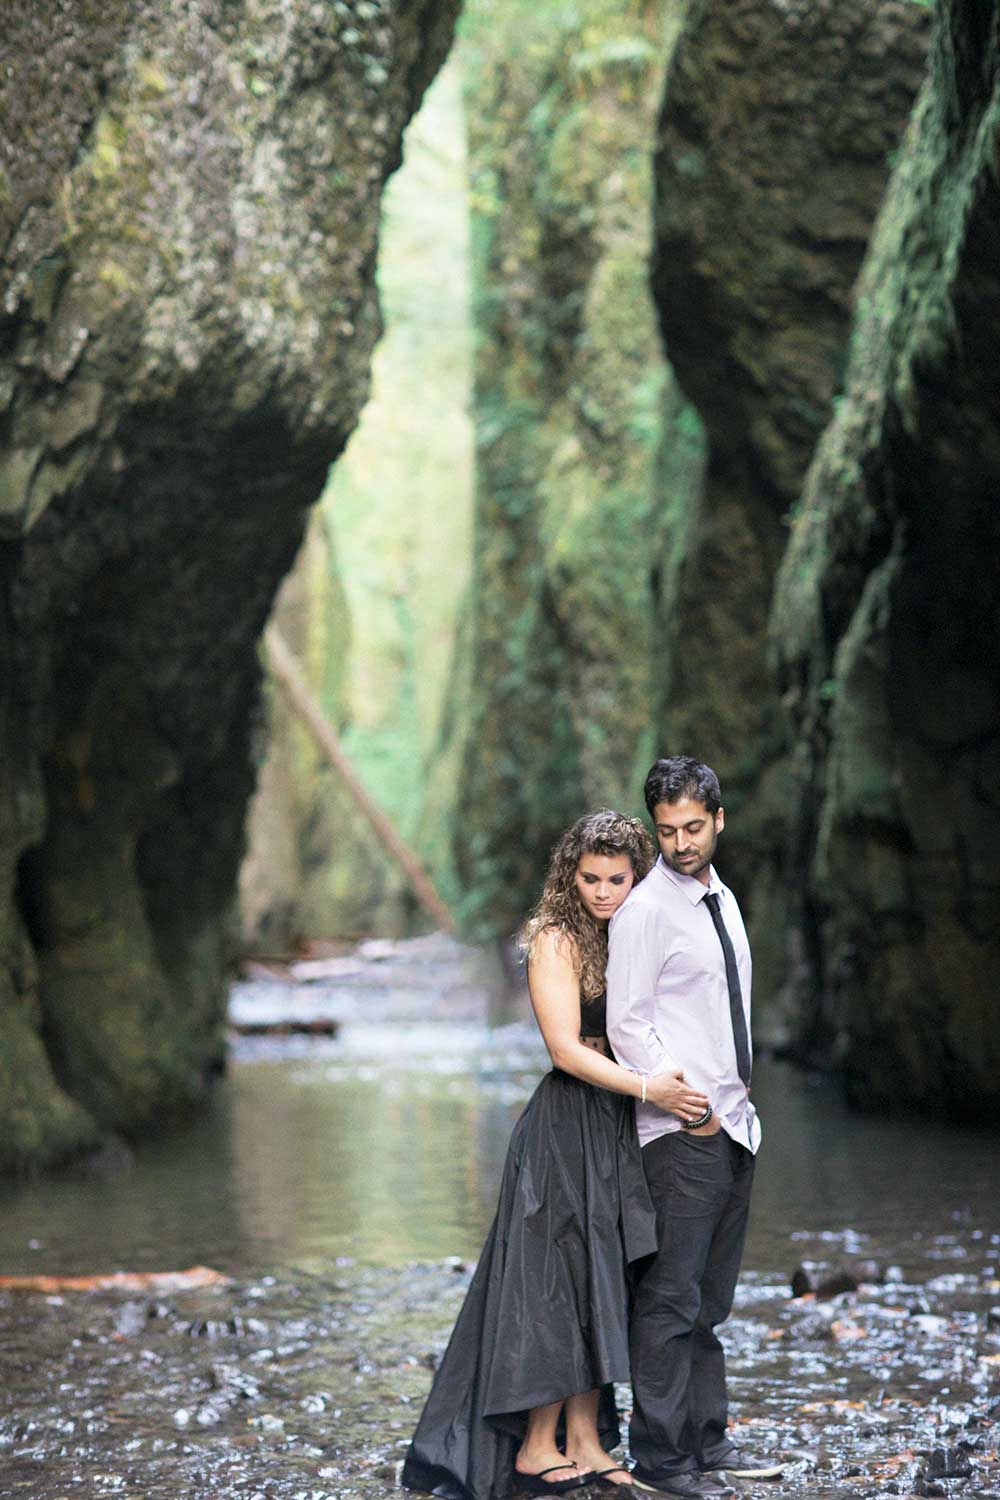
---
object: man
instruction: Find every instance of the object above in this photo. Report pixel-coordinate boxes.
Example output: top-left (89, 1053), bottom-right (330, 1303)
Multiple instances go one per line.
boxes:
top-left (606, 756), bottom-right (782, 1498)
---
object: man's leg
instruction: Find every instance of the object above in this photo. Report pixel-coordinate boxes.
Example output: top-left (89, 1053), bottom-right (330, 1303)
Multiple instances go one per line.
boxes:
top-left (686, 1138), bottom-right (754, 1468)
top-left (629, 1132), bottom-right (740, 1480)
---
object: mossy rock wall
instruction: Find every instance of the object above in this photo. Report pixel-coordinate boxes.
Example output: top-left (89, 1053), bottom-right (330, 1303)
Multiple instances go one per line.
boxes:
top-left (0, 0), bottom-right (459, 1172)
top-left (647, 0), bottom-right (929, 1016)
top-left (772, 0), bottom-right (1000, 1115)
top-left (455, 0), bottom-right (704, 938)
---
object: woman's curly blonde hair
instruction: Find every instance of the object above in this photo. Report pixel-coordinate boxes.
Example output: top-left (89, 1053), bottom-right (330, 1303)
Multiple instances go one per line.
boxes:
top-left (520, 809), bottom-right (655, 999)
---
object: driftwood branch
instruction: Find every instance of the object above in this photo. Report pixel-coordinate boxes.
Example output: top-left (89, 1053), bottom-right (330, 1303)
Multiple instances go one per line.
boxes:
top-left (264, 624), bottom-right (456, 935)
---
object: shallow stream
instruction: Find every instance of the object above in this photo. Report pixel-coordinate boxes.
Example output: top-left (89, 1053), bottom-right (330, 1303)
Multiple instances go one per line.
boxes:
top-left (1, 935), bottom-right (998, 1499)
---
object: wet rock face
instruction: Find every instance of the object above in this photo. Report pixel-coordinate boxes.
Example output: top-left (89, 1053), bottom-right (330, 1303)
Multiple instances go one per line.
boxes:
top-left (0, 0), bottom-right (459, 1170)
top-left (455, 0), bottom-right (704, 936)
top-left (648, 0), bottom-right (929, 1005)
top-left (773, 0), bottom-right (1000, 1112)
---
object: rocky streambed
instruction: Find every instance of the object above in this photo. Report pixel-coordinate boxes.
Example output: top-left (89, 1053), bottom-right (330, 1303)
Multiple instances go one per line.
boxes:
top-left (0, 936), bottom-right (997, 1499)
top-left (2, 1246), bottom-right (999, 1500)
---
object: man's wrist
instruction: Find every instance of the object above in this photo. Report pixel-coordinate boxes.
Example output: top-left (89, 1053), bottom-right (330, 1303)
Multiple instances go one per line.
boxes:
top-left (681, 1104), bottom-right (713, 1131)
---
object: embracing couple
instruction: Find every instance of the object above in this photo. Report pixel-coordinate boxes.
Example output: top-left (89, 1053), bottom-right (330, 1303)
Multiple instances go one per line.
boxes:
top-left (401, 756), bottom-right (783, 1500)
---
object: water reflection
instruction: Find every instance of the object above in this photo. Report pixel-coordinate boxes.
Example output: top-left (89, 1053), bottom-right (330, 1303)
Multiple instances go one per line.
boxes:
top-left (227, 1062), bottom-right (518, 1267)
top-left (746, 1062), bottom-right (998, 1275)
top-left (0, 982), bottom-right (996, 1279)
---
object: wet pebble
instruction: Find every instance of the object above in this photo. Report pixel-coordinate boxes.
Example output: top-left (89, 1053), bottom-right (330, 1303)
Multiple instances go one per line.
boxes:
top-left (910, 1313), bottom-right (952, 1337)
top-left (112, 1301), bottom-right (148, 1338)
top-left (785, 1310), bottom-right (835, 1343)
top-left (249, 1412), bottom-right (285, 1432)
top-left (210, 1361), bottom-right (262, 1400)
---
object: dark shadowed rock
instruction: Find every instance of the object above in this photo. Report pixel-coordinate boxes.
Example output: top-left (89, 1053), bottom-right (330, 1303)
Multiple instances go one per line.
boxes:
top-left (926, 1447), bottom-right (973, 1480)
top-left (772, 0), bottom-right (1000, 1116)
top-left (0, 0), bottom-right (459, 1171)
top-left (791, 1264), bottom-right (865, 1299)
top-left (791, 1265), bottom-right (814, 1298)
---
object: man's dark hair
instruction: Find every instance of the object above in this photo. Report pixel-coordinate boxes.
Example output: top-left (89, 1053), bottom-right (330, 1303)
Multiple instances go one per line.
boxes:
top-left (644, 756), bottom-right (722, 817)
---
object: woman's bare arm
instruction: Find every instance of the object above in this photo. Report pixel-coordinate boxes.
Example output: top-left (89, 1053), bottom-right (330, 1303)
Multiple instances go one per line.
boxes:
top-left (528, 929), bottom-right (709, 1116)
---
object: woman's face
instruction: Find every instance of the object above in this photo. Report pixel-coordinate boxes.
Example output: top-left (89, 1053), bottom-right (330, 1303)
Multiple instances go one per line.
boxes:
top-left (574, 853), bottom-right (635, 923)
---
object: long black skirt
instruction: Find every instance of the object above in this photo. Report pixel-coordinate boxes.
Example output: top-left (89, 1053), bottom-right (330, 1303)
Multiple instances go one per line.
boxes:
top-left (401, 1068), bottom-right (658, 1500)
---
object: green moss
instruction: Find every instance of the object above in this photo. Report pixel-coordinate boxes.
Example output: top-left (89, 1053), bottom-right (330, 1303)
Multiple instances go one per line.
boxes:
top-left (0, 1009), bottom-right (102, 1173)
top-left (452, 0), bottom-right (701, 935)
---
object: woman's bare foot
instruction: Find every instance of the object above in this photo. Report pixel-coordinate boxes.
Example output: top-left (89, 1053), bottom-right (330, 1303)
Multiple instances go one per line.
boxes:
top-left (514, 1445), bottom-right (580, 1483)
top-left (566, 1443), bottom-right (631, 1484)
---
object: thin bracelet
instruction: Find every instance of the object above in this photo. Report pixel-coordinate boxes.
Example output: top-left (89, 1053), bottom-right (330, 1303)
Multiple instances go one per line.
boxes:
top-left (640, 1075), bottom-right (647, 1105)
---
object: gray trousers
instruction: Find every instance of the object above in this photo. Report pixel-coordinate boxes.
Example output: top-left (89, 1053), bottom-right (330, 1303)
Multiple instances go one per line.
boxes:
top-left (629, 1129), bottom-right (755, 1477)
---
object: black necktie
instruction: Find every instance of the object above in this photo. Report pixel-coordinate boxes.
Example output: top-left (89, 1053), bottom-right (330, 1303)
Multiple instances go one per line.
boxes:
top-left (703, 892), bottom-right (751, 1086)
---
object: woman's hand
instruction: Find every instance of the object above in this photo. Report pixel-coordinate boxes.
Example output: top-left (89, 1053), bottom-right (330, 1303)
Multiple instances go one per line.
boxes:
top-left (645, 1068), bottom-right (710, 1122)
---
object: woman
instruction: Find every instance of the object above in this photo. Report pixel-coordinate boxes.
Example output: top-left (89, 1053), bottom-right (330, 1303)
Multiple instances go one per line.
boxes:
top-left (401, 810), bottom-right (688, 1500)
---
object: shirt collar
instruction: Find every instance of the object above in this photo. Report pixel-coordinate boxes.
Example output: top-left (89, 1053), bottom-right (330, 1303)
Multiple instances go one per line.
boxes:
top-left (654, 853), bottom-right (724, 906)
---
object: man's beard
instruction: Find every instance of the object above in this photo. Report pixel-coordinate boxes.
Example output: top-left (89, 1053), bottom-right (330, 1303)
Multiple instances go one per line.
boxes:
top-left (665, 830), bottom-right (717, 879)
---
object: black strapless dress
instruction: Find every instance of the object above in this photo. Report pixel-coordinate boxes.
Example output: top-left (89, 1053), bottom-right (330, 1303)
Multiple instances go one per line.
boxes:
top-left (401, 997), bottom-right (657, 1500)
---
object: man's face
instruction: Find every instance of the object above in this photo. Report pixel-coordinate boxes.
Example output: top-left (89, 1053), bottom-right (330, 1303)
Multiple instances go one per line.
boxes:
top-left (651, 796), bottom-right (724, 885)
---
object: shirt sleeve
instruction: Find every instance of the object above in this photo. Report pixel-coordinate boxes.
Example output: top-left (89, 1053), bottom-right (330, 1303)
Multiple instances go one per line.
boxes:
top-left (606, 900), bottom-right (679, 1076)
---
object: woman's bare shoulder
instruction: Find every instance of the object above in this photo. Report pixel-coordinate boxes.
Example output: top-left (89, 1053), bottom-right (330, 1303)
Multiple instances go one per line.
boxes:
top-left (529, 923), bottom-right (579, 969)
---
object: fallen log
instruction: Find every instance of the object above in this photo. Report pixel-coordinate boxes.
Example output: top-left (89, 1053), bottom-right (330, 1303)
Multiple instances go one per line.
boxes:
top-left (265, 624), bottom-right (456, 935)
top-left (230, 1017), bottom-right (339, 1037)
top-left (0, 1265), bottom-right (230, 1294)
